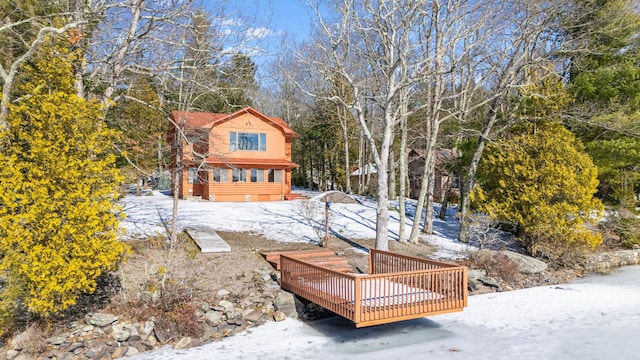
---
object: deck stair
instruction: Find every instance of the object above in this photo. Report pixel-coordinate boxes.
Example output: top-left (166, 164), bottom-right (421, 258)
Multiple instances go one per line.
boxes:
top-left (260, 248), bottom-right (350, 272)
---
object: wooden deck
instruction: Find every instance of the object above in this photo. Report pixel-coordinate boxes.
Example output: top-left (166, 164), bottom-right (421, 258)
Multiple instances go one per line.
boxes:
top-left (277, 249), bottom-right (468, 328)
top-left (261, 249), bottom-right (350, 272)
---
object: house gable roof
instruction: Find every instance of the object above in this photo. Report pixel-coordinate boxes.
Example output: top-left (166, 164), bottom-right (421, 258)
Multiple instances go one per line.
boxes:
top-left (171, 107), bottom-right (297, 139)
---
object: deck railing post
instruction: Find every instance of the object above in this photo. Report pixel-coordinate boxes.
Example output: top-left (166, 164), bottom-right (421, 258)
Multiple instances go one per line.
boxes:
top-left (463, 267), bottom-right (468, 307)
top-left (354, 276), bottom-right (361, 324)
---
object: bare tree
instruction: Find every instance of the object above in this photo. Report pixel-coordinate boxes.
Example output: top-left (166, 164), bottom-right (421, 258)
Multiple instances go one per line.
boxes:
top-left (298, 0), bottom-right (441, 250)
top-left (0, 3), bottom-right (90, 127)
top-left (456, 0), bottom-right (562, 242)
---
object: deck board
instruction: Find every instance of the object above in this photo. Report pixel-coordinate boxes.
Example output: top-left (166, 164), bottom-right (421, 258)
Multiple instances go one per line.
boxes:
top-left (260, 248), bottom-right (350, 271)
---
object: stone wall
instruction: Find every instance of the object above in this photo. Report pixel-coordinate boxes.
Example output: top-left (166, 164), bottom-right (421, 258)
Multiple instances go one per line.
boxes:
top-left (584, 250), bottom-right (640, 273)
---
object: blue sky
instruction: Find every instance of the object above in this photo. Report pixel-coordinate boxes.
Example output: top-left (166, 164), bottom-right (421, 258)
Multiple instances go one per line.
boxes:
top-left (217, 0), bottom-right (314, 78)
top-left (257, 0), bottom-right (313, 42)
top-left (227, 0), bottom-right (313, 44)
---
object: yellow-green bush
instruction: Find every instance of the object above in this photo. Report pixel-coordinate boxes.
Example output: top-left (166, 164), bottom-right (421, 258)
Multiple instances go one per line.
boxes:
top-left (473, 121), bottom-right (603, 262)
top-left (0, 36), bottom-right (127, 325)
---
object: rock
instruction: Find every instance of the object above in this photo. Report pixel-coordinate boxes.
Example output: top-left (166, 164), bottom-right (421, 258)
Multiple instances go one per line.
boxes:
top-left (226, 316), bottom-right (244, 326)
top-left (67, 342), bottom-right (85, 352)
top-left (218, 300), bottom-right (235, 313)
top-left (146, 335), bottom-right (158, 347)
top-left (273, 311), bottom-right (286, 322)
top-left (38, 351), bottom-right (55, 360)
top-left (201, 302), bottom-right (211, 312)
top-left (204, 310), bottom-right (223, 325)
top-left (479, 277), bottom-right (500, 288)
top-left (125, 346), bottom-right (139, 356)
top-left (264, 301), bottom-right (275, 312)
top-left (13, 352), bottom-right (33, 360)
top-left (86, 313), bottom-right (118, 327)
top-left (468, 269), bottom-right (487, 280)
top-left (85, 345), bottom-right (107, 359)
top-left (499, 250), bottom-right (548, 274)
top-left (173, 337), bottom-right (192, 350)
top-left (111, 324), bottom-right (131, 342)
top-left (133, 342), bottom-right (150, 353)
top-left (217, 323), bottom-right (236, 337)
top-left (240, 298), bottom-right (254, 308)
top-left (111, 346), bottom-right (128, 358)
top-left (10, 324), bottom-right (39, 351)
top-left (217, 289), bottom-right (230, 297)
top-left (141, 321), bottom-right (155, 337)
top-left (137, 341), bottom-right (155, 351)
top-left (254, 268), bottom-right (272, 281)
top-left (202, 325), bottom-right (220, 341)
top-left (48, 335), bottom-right (67, 346)
top-left (467, 279), bottom-right (478, 291)
top-left (264, 281), bottom-right (281, 291)
top-left (127, 325), bottom-right (141, 342)
top-left (242, 309), bottom-right (263, 323)
top-left (6, 349), bottom-right (19, 359)
top-left (274, 291), bottom-right (297, 318)
top-left (78, 325), bottom-right (96, 335)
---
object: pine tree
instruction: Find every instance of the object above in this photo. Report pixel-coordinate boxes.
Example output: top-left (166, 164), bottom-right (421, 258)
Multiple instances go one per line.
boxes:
top-left (0, 35), bottom-right (127, 324)
top-left (108, 75), bottom-right (168, 181)
top-left (473, 121), bottom-right (603, 261)
top-left (562, 0), bottom-right (640, 205)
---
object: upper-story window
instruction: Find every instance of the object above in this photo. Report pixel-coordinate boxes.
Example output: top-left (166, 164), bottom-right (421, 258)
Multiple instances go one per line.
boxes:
top-left (230, 132), bottom-right (266, 151)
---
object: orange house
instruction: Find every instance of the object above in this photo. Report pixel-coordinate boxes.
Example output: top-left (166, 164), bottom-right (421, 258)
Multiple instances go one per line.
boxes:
top-left (169, 107), bottom-right (298, 201)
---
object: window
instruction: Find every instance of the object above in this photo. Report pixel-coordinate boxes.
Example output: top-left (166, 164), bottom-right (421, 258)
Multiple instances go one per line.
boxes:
top-left (232, 168), bottom-right (246, 182)
top-left (267, 169), bottom-right (281, 183)
top-left (213, 168), bottom-right (229, 182)
top-left (452, 175), bottom-right (460, 188)
top-left (188, 168), bottom-right (201, 184)
top-left (230, 132), bottom-right (266, 151)
top-left (250, 169), bottom-right (264, 182)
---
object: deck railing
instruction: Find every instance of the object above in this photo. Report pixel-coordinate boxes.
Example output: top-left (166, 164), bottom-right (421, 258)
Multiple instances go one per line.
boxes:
top-left (280, 255), bottom-right (357, 321)
top-left (369, 248), bottom-right (461, 273)
top-left (280, 249), bottom-right (468, 327)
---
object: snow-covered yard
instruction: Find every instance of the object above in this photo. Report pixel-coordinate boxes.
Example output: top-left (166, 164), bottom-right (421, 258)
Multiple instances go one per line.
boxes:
top-left (119, 190), bottom-right (470, 259)
top-left (120, 191), bottom-right (640, 359)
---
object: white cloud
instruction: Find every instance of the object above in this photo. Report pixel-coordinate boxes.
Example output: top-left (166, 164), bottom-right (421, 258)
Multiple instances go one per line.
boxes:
top-left (245, 26), bottom-right (274, 40)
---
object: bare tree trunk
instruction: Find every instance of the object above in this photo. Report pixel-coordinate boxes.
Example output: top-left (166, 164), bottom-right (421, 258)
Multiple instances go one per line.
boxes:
top-left (339, 105), bottom-right (352, 194)
top-left (389, 148), bottom-right (397, 200)
top-left (459, 105), bottom-right (500, 242)
top-left (439, 177), bottom-right (451, 220)
top-left (422, 164), bottom-right (435, 234)
top-left (359, 129), bottom-right (366, 194)
top-left (398, 113), bottom-right (408, 243)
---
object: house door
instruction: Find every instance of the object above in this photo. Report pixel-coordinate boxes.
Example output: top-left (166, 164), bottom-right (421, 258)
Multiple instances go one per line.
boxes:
top-left (192, 170), bottom-right (208, 197)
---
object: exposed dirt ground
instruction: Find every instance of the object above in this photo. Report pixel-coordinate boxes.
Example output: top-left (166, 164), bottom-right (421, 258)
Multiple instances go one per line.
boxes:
top-left (114, 230), bottom-right (441, 306)
top-left (114, 229), bottom-right (579, 310)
